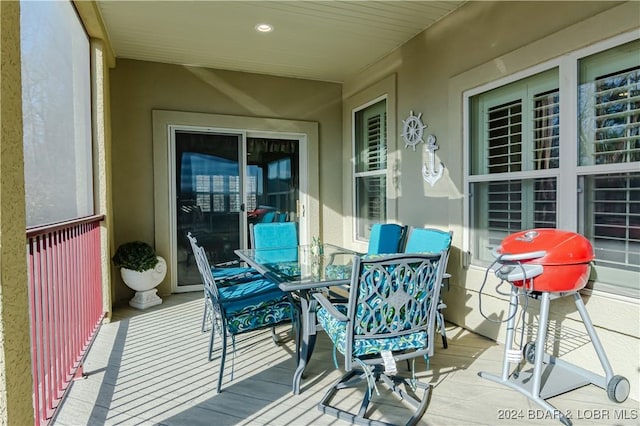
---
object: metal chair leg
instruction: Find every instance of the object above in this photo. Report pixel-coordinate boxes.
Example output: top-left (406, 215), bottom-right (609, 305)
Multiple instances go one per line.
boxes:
top-left (217, 326), bottom-right (228, 393)
top-left (436, 304), bottom-right (448, 349)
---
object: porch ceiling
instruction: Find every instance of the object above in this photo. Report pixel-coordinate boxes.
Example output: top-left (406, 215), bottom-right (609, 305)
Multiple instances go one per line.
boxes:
top-left (95, 1), bottom-right (466, 83)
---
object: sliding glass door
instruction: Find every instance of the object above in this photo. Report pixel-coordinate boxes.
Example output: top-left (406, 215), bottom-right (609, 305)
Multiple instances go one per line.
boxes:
top-left (173, 128), bottom-right (300, 290)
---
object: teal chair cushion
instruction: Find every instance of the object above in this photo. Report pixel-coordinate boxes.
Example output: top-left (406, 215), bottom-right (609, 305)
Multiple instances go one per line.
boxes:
top-left (218, 277), bottom-right (280, 300)
top-left (212, 266), bottom-right (257, 282)
top-left (317, 304), bottom-right (428, 357)
top-left (368, 223), bottom-right (404, 255)
top-left (404, 229), bottom-right (452, 253)
top-left (252, 222), bottom-right (298, 263)
top-left (253, 222), bottom-right (297, 248)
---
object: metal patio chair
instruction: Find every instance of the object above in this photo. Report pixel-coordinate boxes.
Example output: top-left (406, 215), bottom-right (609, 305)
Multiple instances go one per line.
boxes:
top-left (314, 252), bottom-right (447, 426)
top-left (403, 227), bottom-right (453, 349)
top-left (186, 232), bottom-right (260, 332)
top-left (187, 232), bottom-right (295, 392)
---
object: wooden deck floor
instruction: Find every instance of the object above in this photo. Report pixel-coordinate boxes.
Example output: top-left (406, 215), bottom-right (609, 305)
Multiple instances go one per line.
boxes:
top-left (53, 292), bottom-right (639, 426)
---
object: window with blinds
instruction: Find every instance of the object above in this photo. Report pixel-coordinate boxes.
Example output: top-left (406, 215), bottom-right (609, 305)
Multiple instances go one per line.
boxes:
top-left (584, 172), bottom-right (640, 273)
top-left (577, 40), bottom-right (640, 291)
top-left (579, 40), bottom-right (640, 166)
top-left (592, 68), bottom-right (640, 164)
top-left (485, 90), bottom-right (559, 174)
top-left (470, 69), bottom-right (559, 263)
top-left (195, 175), bottom-right (211, 212)
top-left (354, 99), bottom-right (387, 240)
top-left (467, 37), bottom-right (639, 296)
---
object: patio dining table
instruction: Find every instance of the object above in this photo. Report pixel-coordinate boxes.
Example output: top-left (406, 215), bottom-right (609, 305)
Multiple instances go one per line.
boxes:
top-left (235, 243), bottom-right (360, 395)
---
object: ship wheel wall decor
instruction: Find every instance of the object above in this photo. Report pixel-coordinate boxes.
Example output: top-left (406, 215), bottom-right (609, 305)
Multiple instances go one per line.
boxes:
top-left (401, 110), bottom-right (427, 150)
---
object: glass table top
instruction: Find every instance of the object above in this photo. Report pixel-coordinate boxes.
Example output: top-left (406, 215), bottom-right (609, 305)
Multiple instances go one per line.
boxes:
top-left (235, 243), bottom-right (360, 290)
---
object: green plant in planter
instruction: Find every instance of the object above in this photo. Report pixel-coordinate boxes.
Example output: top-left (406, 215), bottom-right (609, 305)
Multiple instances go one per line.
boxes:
top-left (112, 241), bottom-right (159, 272)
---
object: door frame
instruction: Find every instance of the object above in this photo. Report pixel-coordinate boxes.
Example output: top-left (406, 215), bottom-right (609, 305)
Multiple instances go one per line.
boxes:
top-left (152, 110), bottom-right (317, 293)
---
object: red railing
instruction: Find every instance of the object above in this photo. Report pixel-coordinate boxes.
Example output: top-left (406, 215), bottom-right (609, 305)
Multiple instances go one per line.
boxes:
top-left (26, 215), bottom-right (106, 426)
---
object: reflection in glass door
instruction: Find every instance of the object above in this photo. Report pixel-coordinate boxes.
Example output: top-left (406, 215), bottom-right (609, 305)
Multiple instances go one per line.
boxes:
top-left (246, 138), bottom-right (300, 245)
top-left (173, 130), bottom-right (300, 289)
top-left (175, 131), bottom-right (243, 287)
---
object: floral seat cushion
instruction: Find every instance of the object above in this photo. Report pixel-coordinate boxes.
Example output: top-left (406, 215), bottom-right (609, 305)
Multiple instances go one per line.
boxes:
top-left (325, 264), bottom-right (352, 280)
top-left (317, 304), bottom-right (428, 357)
top-left (226, 299), bottom-right (292, 334)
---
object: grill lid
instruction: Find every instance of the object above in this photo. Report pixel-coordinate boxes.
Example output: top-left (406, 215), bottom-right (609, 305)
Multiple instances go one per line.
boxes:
top-left (497, 229), bottom-right (594, 266)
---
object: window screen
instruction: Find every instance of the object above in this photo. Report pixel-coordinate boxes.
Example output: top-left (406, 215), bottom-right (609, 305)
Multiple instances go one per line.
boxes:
top-left (21, 0), bottom-right (94, 227)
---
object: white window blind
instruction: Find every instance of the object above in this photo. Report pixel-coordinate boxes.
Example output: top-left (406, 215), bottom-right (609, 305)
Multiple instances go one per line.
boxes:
top-left (213, 175), bottom-right (225, 193)
top-left (532, 90), bottom-right (560, 170)
top-left (487, 100), bottom-right (523, 173)
top-left (364, 175), bottom-right (386, 223)
top-left (533, 177), bottom-right (557, 228)
top-left (354, 99), bottom-right (387, 240)
top-left (195, 175), bottom-right (210, 192)
top-left (579, 39), bottom-right (640, 167)
top-left (585, 172), bottom-right (639, 272)
top-left (196, 193), bottom-right (211, 213)
top-left (213, 194), bottom-right (225, 212)
top-left (592, 68), bottom-right (640, 164)
top-left (365, 113), bottom-right (386, 171)
top-left (229, 194), bottom-right (241, 213)
top-left (486, 180), bottom-right (522, 248)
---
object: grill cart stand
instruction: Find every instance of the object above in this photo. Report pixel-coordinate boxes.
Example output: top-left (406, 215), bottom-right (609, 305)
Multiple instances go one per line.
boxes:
top-left (478, 230), bottom-right (630, 426)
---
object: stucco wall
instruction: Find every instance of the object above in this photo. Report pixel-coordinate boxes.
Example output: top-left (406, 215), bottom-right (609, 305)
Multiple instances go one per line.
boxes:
top-left (109, 60), bottom-right (342, 304)
top-left (342, 1), bottom-right (640, 400)
top-left (0, 2), bottom-right (34, 425)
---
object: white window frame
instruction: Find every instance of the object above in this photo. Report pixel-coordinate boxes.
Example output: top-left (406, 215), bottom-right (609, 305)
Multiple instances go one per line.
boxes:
top-left (464, 30), bottom-right (640, 297)
top-left (352, 95), bottom-right (388, 243)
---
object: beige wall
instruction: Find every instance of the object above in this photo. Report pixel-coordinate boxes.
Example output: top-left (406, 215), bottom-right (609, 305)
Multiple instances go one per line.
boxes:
top-left (341, 1), bottom-right (640, 400)
top-left (0, 2), bottom-right (34, 425)
top-left (109, 60), bottom-right (342, 303)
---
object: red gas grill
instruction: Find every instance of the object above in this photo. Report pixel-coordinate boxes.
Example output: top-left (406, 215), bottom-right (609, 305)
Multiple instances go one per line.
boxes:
top-left (478, 229), bottom-right (630, 426)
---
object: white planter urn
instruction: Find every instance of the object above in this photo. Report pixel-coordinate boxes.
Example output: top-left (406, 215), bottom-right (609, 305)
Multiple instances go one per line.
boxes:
top-left (121, 256), bottom-right (166, 309)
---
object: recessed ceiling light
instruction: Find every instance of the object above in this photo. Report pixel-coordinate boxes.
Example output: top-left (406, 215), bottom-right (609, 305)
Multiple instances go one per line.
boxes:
top-left (255, 23), bottom-right (273, 33)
